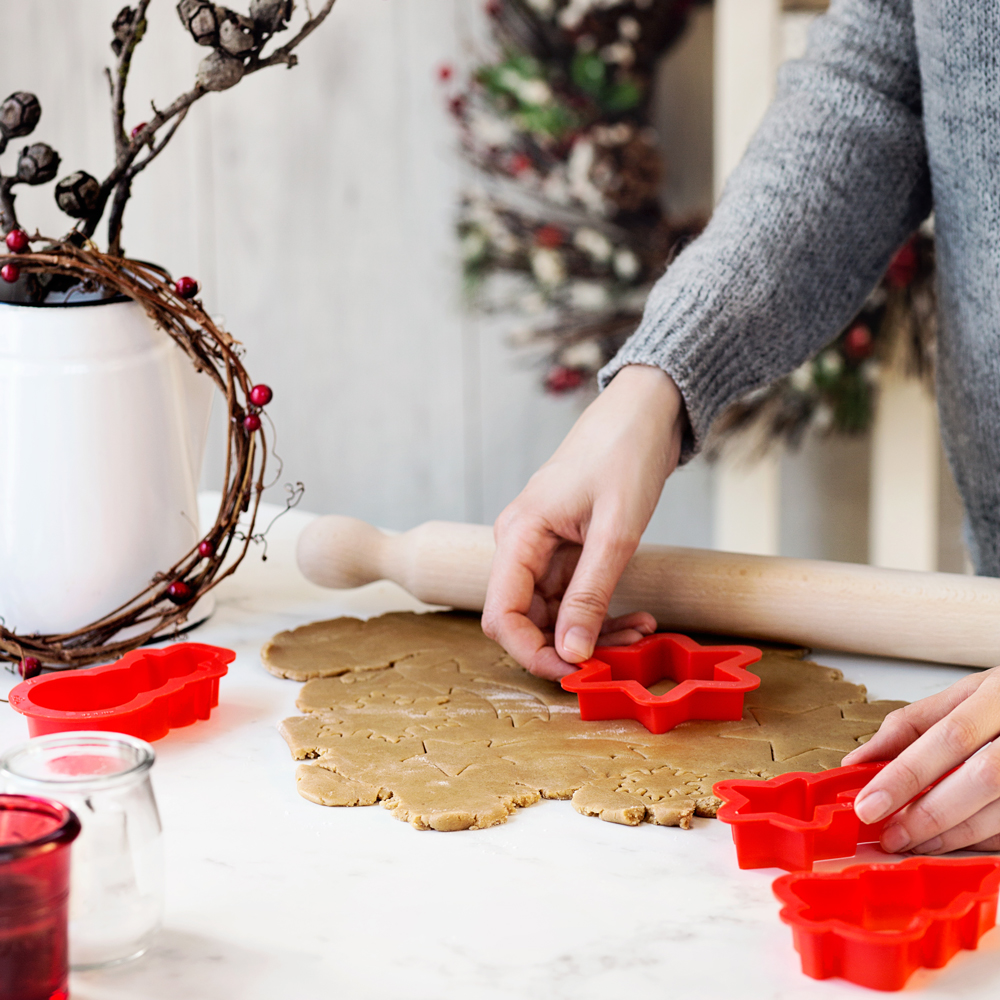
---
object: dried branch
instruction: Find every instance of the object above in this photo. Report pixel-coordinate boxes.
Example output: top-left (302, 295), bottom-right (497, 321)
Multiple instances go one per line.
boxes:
top-left (81, 0), bottom-right (341, 251)
top-left (245, 0), bottom-right (338, 73)
top-left (111, 1), bottom-right (152, 161)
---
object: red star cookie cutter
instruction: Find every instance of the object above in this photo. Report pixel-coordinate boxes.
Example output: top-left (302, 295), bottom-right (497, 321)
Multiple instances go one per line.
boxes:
top-left (713, 762), bottom-right (891, 872)
top-left (560, 633), bottom-right (761, 734)
top-left (774, 857), bottom-right (1000, 991)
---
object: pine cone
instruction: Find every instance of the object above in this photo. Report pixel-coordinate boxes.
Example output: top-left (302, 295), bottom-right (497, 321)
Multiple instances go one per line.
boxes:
top-left (196, 50), bottom-right (245, 91)
top-left (0, 92), bottom-right (41, 139)
top-left (177, 0), bottom-right (219, 46)
top-left (249, 0), bottom-right (293, 34)
top-left (55, 171), bottom-right (101, 218)
top-left (17, 143), bottom-right (61, 185)
top-left (218, 12), bottom-right (256, 56)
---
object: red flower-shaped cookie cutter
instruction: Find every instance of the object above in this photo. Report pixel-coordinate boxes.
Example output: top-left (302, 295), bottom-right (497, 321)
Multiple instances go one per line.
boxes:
top-left (714, 762), bottom-right (890, 872)
top-left (8, 642), bottom-right (235, 742)
top-left (774, 857), bottom-right (1000, 991)
top-left (560, 633), bottom-right (761, 734)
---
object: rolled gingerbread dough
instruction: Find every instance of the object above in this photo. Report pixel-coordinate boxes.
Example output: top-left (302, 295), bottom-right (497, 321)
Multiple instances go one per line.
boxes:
top-left (265, 611), bottom-right (904, 832)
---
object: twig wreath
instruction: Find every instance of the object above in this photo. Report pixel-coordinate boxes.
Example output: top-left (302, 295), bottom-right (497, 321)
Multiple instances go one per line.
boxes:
top-left (0, 241), bottom-right (280, 671)
top-left (0, 2), bottom-right (339, 675)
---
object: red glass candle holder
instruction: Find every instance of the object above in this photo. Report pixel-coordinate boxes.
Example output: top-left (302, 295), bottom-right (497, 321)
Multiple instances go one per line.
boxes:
top-left (0, 794), bottom-right (81, 1000)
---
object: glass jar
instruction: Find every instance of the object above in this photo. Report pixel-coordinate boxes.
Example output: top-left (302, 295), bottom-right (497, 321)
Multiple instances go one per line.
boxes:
top-left (0, 732), bottom-right (163, 969)
top-left (0, 794), bottom-right (80, 1000)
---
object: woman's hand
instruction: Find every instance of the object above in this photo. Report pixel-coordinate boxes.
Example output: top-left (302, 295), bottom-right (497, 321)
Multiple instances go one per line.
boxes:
top-left (844, 666), bottom-right (1000, 853)
top-left (482, 364), bottom-right (685, 681)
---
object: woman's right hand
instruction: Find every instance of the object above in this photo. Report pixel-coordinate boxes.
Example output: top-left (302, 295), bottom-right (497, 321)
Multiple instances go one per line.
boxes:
top-left (482, 364), bottom-right (687, 680)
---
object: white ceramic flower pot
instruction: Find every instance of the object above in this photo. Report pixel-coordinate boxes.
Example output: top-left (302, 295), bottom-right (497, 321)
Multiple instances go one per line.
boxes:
top-left (0, 298), bottom-right (214, 635)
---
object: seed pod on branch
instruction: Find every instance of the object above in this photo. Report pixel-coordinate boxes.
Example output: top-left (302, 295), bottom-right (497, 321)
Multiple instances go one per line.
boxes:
top-left (55, 171), bottom-right (101, 218)
top-left (249, 0), bottom-right (293, 35)
top-left (0, 93), bottom-right (41, 140)
top-left (218, 11), bottom-right (256, 56)
top-left (111, 6), bottom-right (140, 56)
top-left (17, 143), bottom-right (61, 185)
top-left (177, 0), bottom-right (220, 46)
top-left (196, 50), bottom-right (245, 91)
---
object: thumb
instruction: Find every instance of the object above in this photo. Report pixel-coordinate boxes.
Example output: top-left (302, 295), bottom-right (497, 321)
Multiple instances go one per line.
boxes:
top-left (554, 518), bottom-right (638, 663)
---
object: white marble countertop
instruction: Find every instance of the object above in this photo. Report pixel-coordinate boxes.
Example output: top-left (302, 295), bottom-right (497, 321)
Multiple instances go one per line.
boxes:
top-left (1, 498), bottom-right (997, 999)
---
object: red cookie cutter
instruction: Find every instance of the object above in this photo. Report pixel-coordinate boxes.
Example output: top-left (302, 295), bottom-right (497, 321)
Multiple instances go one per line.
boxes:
top-left (560, 633), bottom-right (761, 734)
top-left (714, 763), bottom-right (891, 872)
top-left (8, 643), bottom-right (235, 742)
top-left (774, 857), bottom-right (1000, 991)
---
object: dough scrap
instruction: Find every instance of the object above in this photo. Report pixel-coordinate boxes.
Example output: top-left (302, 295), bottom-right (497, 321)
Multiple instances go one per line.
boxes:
top-left (268, 611), bottom-right (903, 832)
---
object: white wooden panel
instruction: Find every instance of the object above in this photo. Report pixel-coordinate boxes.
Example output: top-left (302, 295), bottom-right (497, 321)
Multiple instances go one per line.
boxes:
top-left (713, 0), bottom-right (782, 199)
top-left (780, 433), bottom-right (870, 563)
top-left (711, 0), bottom-right (782, 554)
top-left (869, 372), bottom-right (939, 571)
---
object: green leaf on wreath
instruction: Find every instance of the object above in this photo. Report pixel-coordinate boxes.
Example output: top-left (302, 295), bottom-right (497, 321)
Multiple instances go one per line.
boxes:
top-left (518, 103), bottom-right (576, 140)
top-left (572, 51), bottom-right (607, 97)
top-left (603, 80), bottom-right (643, 112)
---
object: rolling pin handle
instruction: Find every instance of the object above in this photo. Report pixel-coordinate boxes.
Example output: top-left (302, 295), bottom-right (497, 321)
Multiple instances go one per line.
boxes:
top-left (296, 515), bottom-right (387, 589)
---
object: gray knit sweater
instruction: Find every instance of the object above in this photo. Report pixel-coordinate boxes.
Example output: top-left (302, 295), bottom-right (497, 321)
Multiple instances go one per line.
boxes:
top-left (599, 0), bottom-right (1000, 574)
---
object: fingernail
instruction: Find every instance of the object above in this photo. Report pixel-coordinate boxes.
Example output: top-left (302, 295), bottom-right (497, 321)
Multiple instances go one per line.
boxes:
top-left (854, 789), bottom-right (892, 824)
top-left (562, 627), bottom-right (593, 662)
top-left (882, 824), bottom-right (911, 854)
top-left (913, 837), bottom-right (942, 855)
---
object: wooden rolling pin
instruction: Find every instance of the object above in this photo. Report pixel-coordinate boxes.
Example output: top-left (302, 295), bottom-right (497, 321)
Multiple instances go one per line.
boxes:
top-left (297, 515), bottom-right (1000, 668)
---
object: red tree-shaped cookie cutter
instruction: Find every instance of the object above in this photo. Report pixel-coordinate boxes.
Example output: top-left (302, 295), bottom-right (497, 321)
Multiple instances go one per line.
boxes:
top-left (8, 643), bottom-right (235, 742)
top-left (713, 763), bottom-right (891, 872)
top-left (774, 857), bottom-right (1000, 991)
top-left (560, 633), bottom-right (761, 734)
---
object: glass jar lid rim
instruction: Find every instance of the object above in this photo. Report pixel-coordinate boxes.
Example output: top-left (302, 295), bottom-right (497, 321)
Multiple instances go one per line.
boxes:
top-left (0, 731), bottom-right (155, 787)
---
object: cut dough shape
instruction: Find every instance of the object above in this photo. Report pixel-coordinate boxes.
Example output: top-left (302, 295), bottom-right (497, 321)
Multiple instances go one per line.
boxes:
top-left (266, 612), bottom-right (903, 833)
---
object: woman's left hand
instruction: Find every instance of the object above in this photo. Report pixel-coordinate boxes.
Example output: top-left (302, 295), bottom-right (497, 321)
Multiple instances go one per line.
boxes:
top-left (844, 665), bottom-right (1000, 854)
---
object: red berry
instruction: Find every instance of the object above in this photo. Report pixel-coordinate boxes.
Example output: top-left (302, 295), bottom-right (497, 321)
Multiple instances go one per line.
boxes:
top-left (437, 64), bottom-right (453, 83)
top-left (535, 225), bottom-right (565, 249)
top-left (545, 366), bottom-right (585, 394)
top-left (249, 384), bottom-right (273, 407)
top-left (843, 323), bottom-right (874, 362)
top-left (175, 276), bottom-right (199, 299)
top-left (485, 0), bottom-right (501, 16)
top-left (243, 413), bottom-right (262, 432)
top-left (19, 656), bottom-right (41, 680)
top-left (509, 153), bottom-right (533, 175)
top-left (166, 580), bottom-right (194, 605)
top-left (198, 539), bottom-right (216, 558)
top-left (131, 122), bottom-right (148, 139)
top-left (886, 241), bottom-right (919, 288)
top-left (448, 96), bottom-right (466, 118)
top-left (1, 263), bottom-right (20, 283)
top-left (5, 229), bottom-right (29, 253)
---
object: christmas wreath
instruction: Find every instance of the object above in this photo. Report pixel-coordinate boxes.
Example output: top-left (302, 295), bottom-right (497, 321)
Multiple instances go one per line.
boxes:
top-left (446, 0), bottom-right (936, 447)
top-left (0, 1), bottom-right (336, 674)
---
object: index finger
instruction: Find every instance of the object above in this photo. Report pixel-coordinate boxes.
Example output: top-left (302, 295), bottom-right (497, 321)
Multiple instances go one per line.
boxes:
top-left (482, 516), bottom-right (574, 680)
top-left (854, 671), bottom-right (1000, 825)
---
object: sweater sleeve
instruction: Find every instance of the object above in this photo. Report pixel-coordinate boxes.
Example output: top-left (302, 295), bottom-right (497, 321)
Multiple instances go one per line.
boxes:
top-left (598, 0), bottom-right (931, 460)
